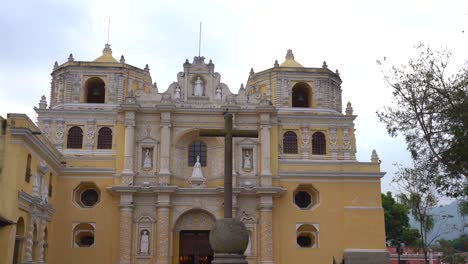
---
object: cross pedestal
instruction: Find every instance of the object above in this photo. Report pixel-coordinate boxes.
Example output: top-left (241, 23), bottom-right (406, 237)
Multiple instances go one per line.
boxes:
top-left (199, 113), bottom-right (258, 264)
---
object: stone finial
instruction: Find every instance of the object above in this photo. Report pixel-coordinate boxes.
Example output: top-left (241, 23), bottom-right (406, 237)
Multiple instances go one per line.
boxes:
top-left (53, 61), bottom-right (59, 70)
top-left (335, 69), bottom-right (340, 76)
top-left (209, 59), bottom-right (213, 65)
top-left (371, 149), bottom-right (380, 163)
top-left (323, 61), bottom-right (328, 68)
top-left (39, 95), bottom-right (47, 109)
top-left (285, 49), bottom-right (294, 60)
top-left (274, 60), bottom-right (279, 67)
top-left (102, 43), bottom-right (112, 55)
top-left (250, 68), bottom-right (255, 76)
top-left (239, 83), bottom-right (245, 91)
top-left (120, 55), bottom-right (125, 63)
top-left (144, 64), bottom-right (150, 71)
top-left (346, 101), bottom-right (353, 115)
top-left (68, 53), bottom-right (74, 62)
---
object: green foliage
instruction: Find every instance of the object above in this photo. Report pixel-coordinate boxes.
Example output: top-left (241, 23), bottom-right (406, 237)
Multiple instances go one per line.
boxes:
top-left (459, 200), bottom-right (468, 216)
top-left (377, 44), bottom-right (468, 198)
top-left (436, 234), bottom-right (468, 263)
top-left (394, 162), bottom-right (440, 263)
top-left (381, 192), bottom-right (420, 246)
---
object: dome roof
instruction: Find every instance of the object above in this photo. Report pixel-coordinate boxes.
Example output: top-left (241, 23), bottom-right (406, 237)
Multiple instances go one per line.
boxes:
top-left (94, 44), bottom-right (118, 63)
top-left (280, 49), bottom-right (303, 67)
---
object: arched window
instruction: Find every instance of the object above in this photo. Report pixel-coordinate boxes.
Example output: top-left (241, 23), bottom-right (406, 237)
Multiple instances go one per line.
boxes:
top-left (25, 154), bottom-right (32, 182)
top-left (67, 127), bottom-right (83, 149)
top-left (283, 131), bottom-right (298, 154)
top-left (97, 127), bottom-right (112, 149)
top-left (292, 82), bottom-right (311, 108)
top-left (85, 77), bottom-right (105, 103)
top-left (312, 132), bottom-right (326, 155)
top-left (73, 223), bottom-right (95, 248)
top-left (188, 141), bottom-right (207, 166)
top-left (296, 224), bottom-right (318, 248)
top-left (13, 217), bottom-right (24, 264)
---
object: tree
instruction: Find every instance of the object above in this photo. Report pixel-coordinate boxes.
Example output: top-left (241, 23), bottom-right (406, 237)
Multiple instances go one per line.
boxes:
top-left (381, 192), bottom-right (420, 246)
top-left (377, 44), bottom-right (468, 197)
top-left (395, 162), bottom-right (439, 263)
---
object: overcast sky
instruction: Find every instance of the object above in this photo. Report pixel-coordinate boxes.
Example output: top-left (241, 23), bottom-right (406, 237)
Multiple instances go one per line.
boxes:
top-left (1, 0), bottom-right (467, 199)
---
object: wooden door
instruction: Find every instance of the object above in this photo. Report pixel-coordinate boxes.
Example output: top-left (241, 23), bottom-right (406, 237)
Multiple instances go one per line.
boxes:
top-left (179, 231), bottom-right (213, 264)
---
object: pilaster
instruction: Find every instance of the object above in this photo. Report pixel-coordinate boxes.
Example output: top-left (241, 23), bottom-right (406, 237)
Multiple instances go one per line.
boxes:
top-left (259, 113), bottom-right (272, 186)
top-left (259, 196), bottom-right (274, 264)
top-left (119, 193), bottom-right (134, 264)
top-left (122, 111), bottom-right (136, 184)
top-left (156, 193), bottom-right (171, 264)
top-left (158, 112), bottom-right (172, 185)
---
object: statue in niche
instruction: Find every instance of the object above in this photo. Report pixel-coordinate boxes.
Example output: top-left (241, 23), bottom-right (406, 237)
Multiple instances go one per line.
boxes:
top-left (243, 150), bottom-right (252, 170)
top-left (174, 85), bottom-right (181, 100)
top-left (191, 155), bottom-right (204, 178)
top-left (143, 149), bottom-right (152, 169)
top-left (194, 77), bottom-right (204, 96)
top-left (215, 86), bottom-right (222, 100)
top-left (140, 230), bottom-right (149, 254)
top-left (245, 233), bottom-right (252, 255)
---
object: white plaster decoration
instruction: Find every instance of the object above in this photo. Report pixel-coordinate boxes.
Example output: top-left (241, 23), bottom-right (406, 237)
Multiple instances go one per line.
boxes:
top-left (85, 119), bottom-right (96, 150)
top-left (55, 119), bottom-right (65, 150)
top-left (140, 230), bottom-right (150, 254)
top-left (259, 200), bottom-right (274, 264)
top-left (119, 194), bottom-right (134, 264)
top-left (174, 85), bottom-right (182, 100)
top-left (142, 148), bottom-right (153, 169)
top-left (301, 127), bottom-right (309, 159)
top-left (188, 155), bottom-right (206, 188)
top-left (329, 128), bottom-right (338, 159)
top-left (260, 113), bottom-right (272, 186)
top-left (158, 112), bottom-right (172, 184)
top-left (215, 85), bottom-right (222, 100)
top-left (23, 217), bottom-right (36, 261)
top-left (343, 128), bottom-right (351, 159)
top-left (38, 218), bottom-right (47, 262)
top-left (41, 119), bottom-right (51, 139)
top-left (193, 76), bottom-right (204, 96)
top-left (156, 207), bottom-right (170, 264)
top-left (174, 210), bottom-right (216, 232)
top-left (122, 111), bottom-right (136, 183)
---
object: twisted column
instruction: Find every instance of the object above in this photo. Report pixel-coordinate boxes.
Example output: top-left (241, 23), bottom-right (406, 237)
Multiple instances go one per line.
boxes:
top-left (37, 218), bottom-right (47, 262)
top-left (23, 217), bottom-right (35, 262)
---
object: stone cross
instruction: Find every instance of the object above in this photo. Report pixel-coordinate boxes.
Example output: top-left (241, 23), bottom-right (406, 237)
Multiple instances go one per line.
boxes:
top-left (199, 113), bottom-right (258, 218)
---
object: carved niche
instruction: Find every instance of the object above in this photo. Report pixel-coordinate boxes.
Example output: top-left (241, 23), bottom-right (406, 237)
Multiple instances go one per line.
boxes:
top-left (235, 138), bottom-right (259, 187)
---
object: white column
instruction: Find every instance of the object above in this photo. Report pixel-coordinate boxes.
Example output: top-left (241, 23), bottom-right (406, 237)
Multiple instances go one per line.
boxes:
top-left (37, 218), bottom-right (47, 263)
top-left (259, 196), bottom-right (274, 264)
top-left (260, 112), bottom-right (272, 187)
top-left (23, 216), bottom-right (35, 263)
top-left (122, 112), bottom-right (136, 184)
top-left (156, 194), bottom-right (171, 264)
top-left (119, 194), bottom-right (134, 264)
top-left (158, 112), bottom-right (171, 185)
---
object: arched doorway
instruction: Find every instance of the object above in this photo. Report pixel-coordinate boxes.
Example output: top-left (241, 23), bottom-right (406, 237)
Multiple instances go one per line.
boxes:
top-left (174, 210), bottom-right (216, 264)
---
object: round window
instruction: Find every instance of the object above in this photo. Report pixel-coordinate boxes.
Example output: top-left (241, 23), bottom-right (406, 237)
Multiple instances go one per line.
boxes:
top-left (294, 191), bottom-right (312, 209)
top-left (80, 189), bottom-right (99, 207)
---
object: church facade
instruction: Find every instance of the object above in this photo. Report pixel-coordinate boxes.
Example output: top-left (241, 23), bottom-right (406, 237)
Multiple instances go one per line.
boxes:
top-left (0, 45), bottom-right (388, 264)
